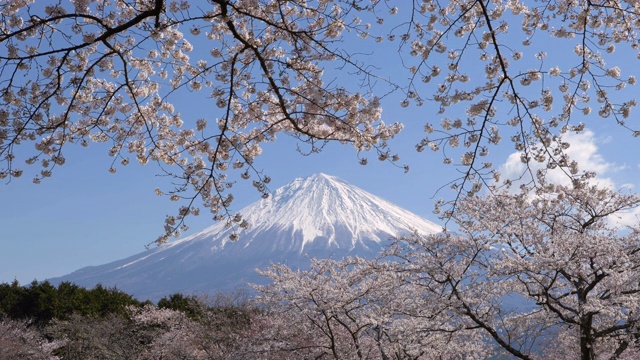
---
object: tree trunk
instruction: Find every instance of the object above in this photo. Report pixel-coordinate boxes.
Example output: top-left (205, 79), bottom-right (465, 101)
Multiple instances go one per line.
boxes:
top-left (580, 314), bottom-right (595, 360)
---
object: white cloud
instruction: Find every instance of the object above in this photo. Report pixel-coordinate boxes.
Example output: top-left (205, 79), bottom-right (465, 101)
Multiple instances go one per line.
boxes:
top-left (500, 130), bottom-right (618, 189)
top-left (499, 129), bottom-right (640, 226)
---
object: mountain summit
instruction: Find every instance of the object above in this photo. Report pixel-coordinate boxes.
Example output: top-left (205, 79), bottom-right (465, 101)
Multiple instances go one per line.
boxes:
top-left (49, 173), bottom-right (441, 300)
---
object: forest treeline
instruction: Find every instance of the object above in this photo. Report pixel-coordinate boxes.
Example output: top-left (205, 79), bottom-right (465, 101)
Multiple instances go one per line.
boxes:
top-left (0, 281), bottom-right (147, 325)
top-left (0, 281), bottom-right (265, 359)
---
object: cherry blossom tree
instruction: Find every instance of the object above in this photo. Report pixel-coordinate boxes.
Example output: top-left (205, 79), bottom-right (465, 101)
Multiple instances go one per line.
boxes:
top-left (256, 177), bottom-right (640, 359)
top-left (48, 312), bottom-right (147, 359)
top-left (3, 0), bottom-right (640, 238)
top-left (49, 304), bottom-right (208, 359)
top-left (0, 317), bottom-right (59, 359)
top-left (256, 258), bottom-right (490, 359)
top-left (377, 178), bottom-right (640, 359)
top-left (0, 0), bottom-right (403, 243)
top-left (192, 304), bottom-right (321, 359)
top-left (395, 0), bottom-right (640, 212)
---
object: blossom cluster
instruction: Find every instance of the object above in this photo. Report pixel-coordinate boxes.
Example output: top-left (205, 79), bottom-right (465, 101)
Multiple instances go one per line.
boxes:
top-left (3, 0), bottom-right (640, 234)
top-left (0, 0), bottom-right (401, 242)
top-left (395, 0), bottom-right (640, 199)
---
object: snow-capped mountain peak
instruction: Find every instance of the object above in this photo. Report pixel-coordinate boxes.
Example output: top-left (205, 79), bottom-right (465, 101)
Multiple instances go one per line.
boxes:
top-left (49, 173), bottom-right (441, 300)
top-left (178, 172), bottom-right (441, 252)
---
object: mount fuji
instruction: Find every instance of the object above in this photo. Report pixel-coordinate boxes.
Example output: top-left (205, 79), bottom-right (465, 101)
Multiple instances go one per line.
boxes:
top-left (49, 173), bottom-right (442, 301)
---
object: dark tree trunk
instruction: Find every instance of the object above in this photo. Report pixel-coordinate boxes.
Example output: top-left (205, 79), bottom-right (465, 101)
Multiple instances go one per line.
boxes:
top-left (580, 313), bottom-right (595, 360)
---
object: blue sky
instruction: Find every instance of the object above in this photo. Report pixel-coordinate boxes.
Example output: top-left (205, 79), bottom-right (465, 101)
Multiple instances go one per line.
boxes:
top-left (2, 91), bottom-right (638, 284)
top-left (0, 101), bottom-right (454, 283)
top-left (3, 3), bottom-right (640, 284)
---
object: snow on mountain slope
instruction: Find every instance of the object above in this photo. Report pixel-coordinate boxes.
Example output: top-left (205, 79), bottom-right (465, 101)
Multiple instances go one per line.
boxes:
top-left (49, 173), bottom-right (442, 301)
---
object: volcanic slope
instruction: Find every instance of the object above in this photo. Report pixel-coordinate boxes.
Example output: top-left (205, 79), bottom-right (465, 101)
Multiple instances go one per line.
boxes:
top-left (50, 173), bottom-right (441, 301)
